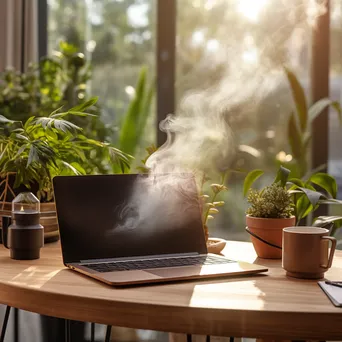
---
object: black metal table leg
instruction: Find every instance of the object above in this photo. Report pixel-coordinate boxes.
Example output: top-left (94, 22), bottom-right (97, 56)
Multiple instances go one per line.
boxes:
top-left (65, 319), bottom-right (71, 342)
top-left (229, 337), bottom-right (234, 342)
top-left (206, 335), bottom-right (210, 342)
top-left (105, 325), bottom-right (112, 342)
top-left (14, 308), bottom-right (19, 342)
top-left (91, 322), bottom-right (95, 342)
top-left (0, 306), bottom-right (11, 342)
top-left (187, 334), bottom-right (192, 342)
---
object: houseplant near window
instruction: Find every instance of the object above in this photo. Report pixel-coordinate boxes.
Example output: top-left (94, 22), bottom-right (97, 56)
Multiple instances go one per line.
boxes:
top-left (244, 166), bottom-right (342, 259)
top-left (0, 97), bottom-right (131, 242)
top-left (245, 182), bottom-right (295, 258)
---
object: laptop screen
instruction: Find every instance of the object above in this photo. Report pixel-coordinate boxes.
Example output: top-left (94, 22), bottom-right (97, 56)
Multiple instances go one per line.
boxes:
top-left (53, 174), bottom-right (207, 263)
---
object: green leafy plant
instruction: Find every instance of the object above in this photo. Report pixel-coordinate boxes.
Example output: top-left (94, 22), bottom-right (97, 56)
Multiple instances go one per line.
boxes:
top-left (283, 67), bottom-right (342, 177)
top-left (246, 183), bottom-right (293, 218)
top-left (0, 42), bottom-right (116, 175)
top-left (0, 97), bottom-right (131, 201)
top-left (244, 166), bottom-right (342, 234)
top-left (136, 144), bottom-right (158, 173)
top-left (200, 175), bottom-right (228, 241)
top-left (118, 66), bottom-right (155, 159)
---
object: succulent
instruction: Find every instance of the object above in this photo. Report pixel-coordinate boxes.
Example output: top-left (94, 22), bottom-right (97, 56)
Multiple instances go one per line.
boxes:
top-left (246, 183), bottom-right (293, 219)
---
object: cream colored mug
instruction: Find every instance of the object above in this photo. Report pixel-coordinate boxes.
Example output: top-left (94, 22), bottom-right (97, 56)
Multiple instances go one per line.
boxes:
top-left (282, 227), bottom-right (336, 279)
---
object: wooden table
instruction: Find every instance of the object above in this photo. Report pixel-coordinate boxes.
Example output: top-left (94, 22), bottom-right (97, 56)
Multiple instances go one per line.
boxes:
top-left (0, 241), bottom-right (341, 340)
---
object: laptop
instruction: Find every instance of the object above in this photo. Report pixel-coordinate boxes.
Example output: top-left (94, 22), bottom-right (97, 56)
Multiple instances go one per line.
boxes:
top-left (53, 173), bottom-right (267, 286)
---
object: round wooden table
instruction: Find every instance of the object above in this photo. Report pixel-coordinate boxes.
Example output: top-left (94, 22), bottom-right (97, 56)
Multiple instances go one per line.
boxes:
top-left (0, 241), bottom-right (341, 340)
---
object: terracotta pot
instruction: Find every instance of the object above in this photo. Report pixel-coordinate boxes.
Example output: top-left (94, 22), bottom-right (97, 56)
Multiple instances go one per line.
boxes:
top-left (246, 215), bottom-right (296, 259)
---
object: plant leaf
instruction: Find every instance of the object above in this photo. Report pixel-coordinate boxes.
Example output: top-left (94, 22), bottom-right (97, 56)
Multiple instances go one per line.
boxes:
top-left (49, 105), bottom-right (65, 117)
top-left (308, 98), bottom-right (332, 125)
top-left (60, 161), bottom-right (82, 175)
top-left (313, 216), bottom-right (342, 228)
top-left (243, 169), bottom-right (264, 197)
top-left (308, 99), bottom-right (341, 125)
top-left (331, 101), bottom-right (342, 123)
top-left (119, 66), bottom-right (154, 158)
top-left (313, 216), bottom-right (342, 235)
top-left (274, 165), bottom-right (291, 187)
top-left (309, 173), bottom-right (337, 199)
top-left (0, 115), bottom-right (18, 124)
top-left (297, 186), bottom-right (326, 207)
top-left (69, 97), bottom-right (98, 112)
top-left (24, 116), bottom-right (35, 129)
top-left (295, 193), bottom-right (312, 222)
top-left (288, 112), bottom-right (302, 159)
top-left (27, 145), bottom-right (39, 166)
top-left (284, 66), bottom-right (308, 132)
top-left (287, 178), bottom-right (304, 188)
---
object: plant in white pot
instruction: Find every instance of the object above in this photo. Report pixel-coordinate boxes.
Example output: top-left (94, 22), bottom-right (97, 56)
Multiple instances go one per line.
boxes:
top-left (244, 166), bottom-right (342, 259)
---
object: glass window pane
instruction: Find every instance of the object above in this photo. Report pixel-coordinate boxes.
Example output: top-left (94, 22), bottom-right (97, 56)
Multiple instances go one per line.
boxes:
top-left (48, 0), bottom-right (156, 167)
top-left (176, 0), bottom-right (311, 240)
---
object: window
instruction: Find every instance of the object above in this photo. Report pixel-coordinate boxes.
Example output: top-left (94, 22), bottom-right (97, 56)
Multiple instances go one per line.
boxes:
top-left (48, 0), bottom-right (156, 164)
top-left (46, 0), bottom-right (340, 242)
top-left (176, 0), bottom-right (311, 239)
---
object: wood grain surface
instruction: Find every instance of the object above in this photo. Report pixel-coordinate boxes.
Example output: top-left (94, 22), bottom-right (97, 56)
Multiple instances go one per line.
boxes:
top-left (0, 241), bottom-right (341, 340)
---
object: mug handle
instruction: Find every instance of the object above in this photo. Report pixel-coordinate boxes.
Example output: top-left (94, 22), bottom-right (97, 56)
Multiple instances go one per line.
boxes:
top-left (320, 236), bottom-right (336, 269)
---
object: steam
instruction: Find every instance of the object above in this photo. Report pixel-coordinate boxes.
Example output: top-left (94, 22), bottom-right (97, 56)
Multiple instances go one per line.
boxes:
top-left (111, 0), bottom-right (328, 236)
top-left (111, 174), bottom-right (200, 236)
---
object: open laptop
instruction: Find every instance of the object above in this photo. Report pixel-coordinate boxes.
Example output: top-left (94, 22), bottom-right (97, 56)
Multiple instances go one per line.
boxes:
top-left (53, 173), bottom-right (267, 286)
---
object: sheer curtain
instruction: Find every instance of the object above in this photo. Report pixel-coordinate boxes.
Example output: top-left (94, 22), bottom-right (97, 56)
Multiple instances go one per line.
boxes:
top-left (0, 0), bottom-right (38, 72)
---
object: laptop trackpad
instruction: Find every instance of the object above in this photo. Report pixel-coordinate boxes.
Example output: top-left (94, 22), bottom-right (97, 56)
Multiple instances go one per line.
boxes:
top-left (147, 266), bottom-right (203, 278)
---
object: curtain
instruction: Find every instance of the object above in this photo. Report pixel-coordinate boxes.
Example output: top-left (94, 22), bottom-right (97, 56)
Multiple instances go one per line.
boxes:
top-left (0, 0), bottom-right (38, 72)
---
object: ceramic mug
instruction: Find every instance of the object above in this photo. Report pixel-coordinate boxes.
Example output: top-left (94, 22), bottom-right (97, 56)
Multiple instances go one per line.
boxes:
top-left (282, 227), bottom-right (336, 279)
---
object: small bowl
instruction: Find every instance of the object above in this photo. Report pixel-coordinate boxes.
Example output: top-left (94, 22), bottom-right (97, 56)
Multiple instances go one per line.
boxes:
top-left (207, 237), bottom-right (226, 254)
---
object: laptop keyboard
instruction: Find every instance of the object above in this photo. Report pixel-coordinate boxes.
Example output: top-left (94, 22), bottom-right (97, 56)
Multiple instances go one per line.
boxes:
top-left (83, 255), bottom-right (235, 273)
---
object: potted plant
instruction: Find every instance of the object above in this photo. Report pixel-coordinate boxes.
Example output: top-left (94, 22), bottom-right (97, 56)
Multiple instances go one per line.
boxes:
top-left (245, 182), bottom-right (295, 258)
top-left (201, 174), bottom-right (228, 254)
top-left (244, 166), bottom-right (342, 259)
top-left (0, 97), bottom-right (131, 242)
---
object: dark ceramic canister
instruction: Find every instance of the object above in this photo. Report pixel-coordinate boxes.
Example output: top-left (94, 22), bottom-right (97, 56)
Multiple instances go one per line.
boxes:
top-left (2, 192), bottom-right (44, 260)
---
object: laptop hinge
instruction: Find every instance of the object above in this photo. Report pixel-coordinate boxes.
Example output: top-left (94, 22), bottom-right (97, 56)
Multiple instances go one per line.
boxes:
top-left (79, 252), bottom-right (200, 264)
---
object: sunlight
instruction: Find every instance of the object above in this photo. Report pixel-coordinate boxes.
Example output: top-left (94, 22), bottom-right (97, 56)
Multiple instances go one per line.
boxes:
top-left (206, 39), bottom-right (220, 53)
top-left (10, 266), bottom-right (61, 288)
top-left (190, 280), bottom-right (266, 310)
top-left (237, 0), bottom-right (268, 22)
top-left (191, 30), bottom-right (205, 47)
top-left (242, 48), bottom-right (258, 64)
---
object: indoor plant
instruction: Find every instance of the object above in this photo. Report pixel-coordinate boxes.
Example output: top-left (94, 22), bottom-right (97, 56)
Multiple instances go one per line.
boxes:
top-left (281, 67), bottom-right (341, 178)
top-left (245, 182), bottom-right (295, 258)
top-left (0, 97), bottom-right (131, 241)
top-left (244, 166), bottom-right (342, 259)
top-left (201, 173), bottom-right (228, 254)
